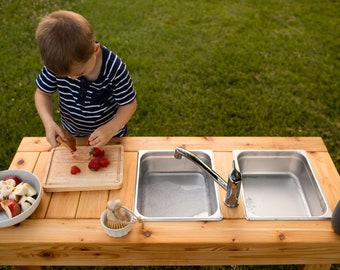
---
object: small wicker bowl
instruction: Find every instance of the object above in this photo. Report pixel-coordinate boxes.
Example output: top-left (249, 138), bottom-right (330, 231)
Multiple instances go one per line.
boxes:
top-left (100, 209), bottom-right (133, 238)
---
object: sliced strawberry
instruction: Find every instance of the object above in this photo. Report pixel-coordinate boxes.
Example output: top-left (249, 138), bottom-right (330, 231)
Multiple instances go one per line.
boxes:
top-left (99, 157), bottom-right (110, 167)
top-left (70, 165), bottom-right (81, 175)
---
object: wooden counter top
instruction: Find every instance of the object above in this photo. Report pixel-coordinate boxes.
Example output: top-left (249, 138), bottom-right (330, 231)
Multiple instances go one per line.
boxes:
top-left (1, 137), bottom-right (339, 269)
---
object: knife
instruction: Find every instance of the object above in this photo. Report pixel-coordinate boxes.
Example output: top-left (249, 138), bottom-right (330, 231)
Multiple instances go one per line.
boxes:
top-left (56, 128), bottom-right (77, 153)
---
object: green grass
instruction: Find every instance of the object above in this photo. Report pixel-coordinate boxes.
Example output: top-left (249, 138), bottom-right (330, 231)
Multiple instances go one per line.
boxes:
top-left (0, 0), bottom-right (339, 269)
top-left (0, 0), bottom-right (339, 172)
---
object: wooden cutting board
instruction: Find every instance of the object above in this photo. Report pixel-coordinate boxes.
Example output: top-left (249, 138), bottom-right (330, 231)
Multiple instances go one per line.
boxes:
top-left (43, 145), bottom-right (124, 192)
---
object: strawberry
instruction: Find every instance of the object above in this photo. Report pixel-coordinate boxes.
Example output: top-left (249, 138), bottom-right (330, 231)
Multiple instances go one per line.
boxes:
top-left (88, 147), bottom-right (110, 171)
top-left (99, 157), bottom-right (110, 167)
top-left (90, 147), bottom-right (105, 157)
top-left (88, 157), bottom-right (100, 171)
top-left (70, 165), bottom-right (81, 175)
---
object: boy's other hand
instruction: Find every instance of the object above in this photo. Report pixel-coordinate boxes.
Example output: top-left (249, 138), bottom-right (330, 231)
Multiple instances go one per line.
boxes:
top-left (88, 125), bottom-right (116, 148)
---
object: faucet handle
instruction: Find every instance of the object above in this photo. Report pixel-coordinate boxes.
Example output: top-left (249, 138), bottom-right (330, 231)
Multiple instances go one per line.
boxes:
top-left (230, 160), bottom-right (241, 183)
top-left (225, 160), bottom-right (242, 208)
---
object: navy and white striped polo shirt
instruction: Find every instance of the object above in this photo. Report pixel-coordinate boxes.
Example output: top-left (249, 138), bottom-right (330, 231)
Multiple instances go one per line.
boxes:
top-left (36, 44), bottom-right (136, 137)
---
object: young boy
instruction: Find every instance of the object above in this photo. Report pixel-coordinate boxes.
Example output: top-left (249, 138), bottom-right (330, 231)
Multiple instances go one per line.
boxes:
top-left (35, 10), bottom-right (137, 148)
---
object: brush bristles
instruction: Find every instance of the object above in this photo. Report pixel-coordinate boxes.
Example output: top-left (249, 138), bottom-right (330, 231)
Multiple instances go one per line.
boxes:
top-left (105, 208), bottom-right (131, 230)
top-left (106, 219), bottom-right (129, 229)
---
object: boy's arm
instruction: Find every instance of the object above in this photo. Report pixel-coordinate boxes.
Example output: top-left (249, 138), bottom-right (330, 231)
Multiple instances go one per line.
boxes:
top-left (34, 88), bottom-right (66, 148)
top-left (88, 99), bottom-right (137, 147)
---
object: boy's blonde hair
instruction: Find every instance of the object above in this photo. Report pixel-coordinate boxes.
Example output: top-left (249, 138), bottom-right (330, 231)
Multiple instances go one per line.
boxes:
top-left (36, 10), bottom-right (95, 76)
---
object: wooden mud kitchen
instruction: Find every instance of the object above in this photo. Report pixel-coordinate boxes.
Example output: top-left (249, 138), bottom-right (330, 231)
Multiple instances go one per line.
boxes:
top-left (0, 136), bottom-right (339, 270)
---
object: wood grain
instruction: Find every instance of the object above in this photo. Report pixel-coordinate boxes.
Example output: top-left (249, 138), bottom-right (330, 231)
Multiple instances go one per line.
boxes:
top-left (17, 136), bottom-right (329, 152)
top-left (0, 219), bottom-right (339, 266)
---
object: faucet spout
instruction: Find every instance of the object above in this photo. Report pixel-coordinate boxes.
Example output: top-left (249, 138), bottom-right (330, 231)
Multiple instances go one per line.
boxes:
top-left (174, 147), bottom-right (242, 208)
top-left (175, 147), bottom-right (229, 190)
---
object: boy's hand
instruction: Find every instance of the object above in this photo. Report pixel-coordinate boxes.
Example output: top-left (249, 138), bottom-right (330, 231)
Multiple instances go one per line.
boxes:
top-left (88, 124), bottom-right (117, 148)
top-left (45, 123), bottom-right (67, 148)
top-left (88, 99), bottom-right (137, 147)
top-left (55, 128), bottom-right (77, 152)
top-left (35, 89), bottom-right (70, 149)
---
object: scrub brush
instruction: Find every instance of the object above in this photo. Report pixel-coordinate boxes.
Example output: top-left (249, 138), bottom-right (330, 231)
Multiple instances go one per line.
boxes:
top-left (106, 199), bottom-right (130, 229)
top-left (105, 199), bottom-right (144, 230)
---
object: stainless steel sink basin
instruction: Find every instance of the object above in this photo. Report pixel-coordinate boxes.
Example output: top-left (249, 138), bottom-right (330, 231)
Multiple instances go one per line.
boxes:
top-left (134, 150), bottom-right (222, 221)
top-left (233, 150), bottom-right (332, 220)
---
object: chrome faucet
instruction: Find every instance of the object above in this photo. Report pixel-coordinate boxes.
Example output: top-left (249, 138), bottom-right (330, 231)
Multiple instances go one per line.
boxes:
top-left (174, 147), bottom-right (242, 208)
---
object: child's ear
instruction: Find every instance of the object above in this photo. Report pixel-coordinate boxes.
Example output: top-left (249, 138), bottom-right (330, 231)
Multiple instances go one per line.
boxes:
top-left (94, 43), bottom-right (100, 54)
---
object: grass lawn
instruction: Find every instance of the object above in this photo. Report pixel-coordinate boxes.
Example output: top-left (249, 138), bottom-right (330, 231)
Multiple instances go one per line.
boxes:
top-left (0, 0), bottom-right (339, 172)
top-left (0, 0), bottom-right (339, 269)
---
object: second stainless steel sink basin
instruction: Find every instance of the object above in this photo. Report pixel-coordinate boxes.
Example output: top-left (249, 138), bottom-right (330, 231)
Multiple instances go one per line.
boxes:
top-left (233, 150), bottom-right (332, 220)
top-left (134, 150), bottom-right (222, 221)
